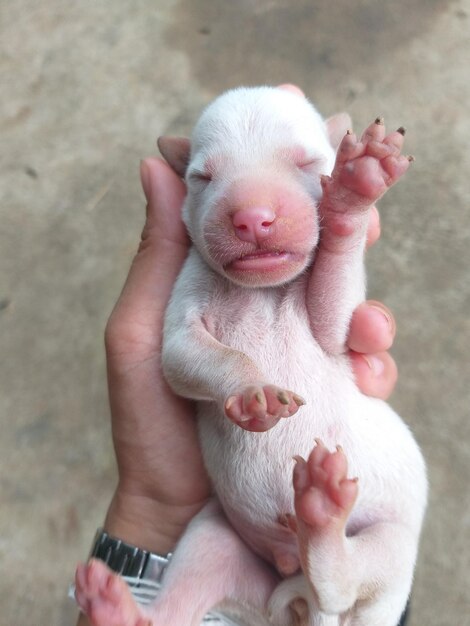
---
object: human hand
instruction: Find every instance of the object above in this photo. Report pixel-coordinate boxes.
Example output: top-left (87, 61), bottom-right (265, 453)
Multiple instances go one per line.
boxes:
top-left (348, 204), bottom-right (398, 400)
top-left (101, 157), bottom-right (209, 555)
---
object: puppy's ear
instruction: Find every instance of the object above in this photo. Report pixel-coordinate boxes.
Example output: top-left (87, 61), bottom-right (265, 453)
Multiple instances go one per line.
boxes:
top-left (157, 136), bottom-right (191, 177)
top-left (277, 83), bottom-right (305, 98)
top-left (325, 113), bottom-right (353, 150)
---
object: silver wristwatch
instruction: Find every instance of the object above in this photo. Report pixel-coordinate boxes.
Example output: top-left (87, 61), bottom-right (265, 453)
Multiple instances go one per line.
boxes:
top-left (70, 528), bottom-right (237, 625)
top-left (87, 528), bottom-right (171, 605)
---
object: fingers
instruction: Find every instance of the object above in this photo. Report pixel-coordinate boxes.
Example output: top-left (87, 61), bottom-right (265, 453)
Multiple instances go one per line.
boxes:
top-left (125, 157), bottom-right (188, 306)
top-left (348, 350), bottom-right (398, 400)
top-left (105, 158), bottom-right (189, 360)
top-left (347, 301), bottom-right (397, 400)
top-left (139, 157), bottom-right (188, 247)
top-left (347, 300), bottom-right (396, 354)
top-left (366, 205), bottom-right (380, 248)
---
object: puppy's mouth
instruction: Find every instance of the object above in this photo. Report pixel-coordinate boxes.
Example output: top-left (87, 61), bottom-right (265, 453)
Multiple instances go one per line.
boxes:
top-left (226, 250), bottom-right (296, 272)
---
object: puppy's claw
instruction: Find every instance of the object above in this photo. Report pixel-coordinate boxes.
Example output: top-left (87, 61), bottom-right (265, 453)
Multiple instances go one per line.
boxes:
top-left (293, 393), bottom-right (306, 406)
top-left (225, 396), bottom-right (236, 411)
top-left (277, 391), bottom-right (289, 405)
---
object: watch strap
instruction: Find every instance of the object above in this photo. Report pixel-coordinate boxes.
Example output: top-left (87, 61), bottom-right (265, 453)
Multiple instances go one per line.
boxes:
top-left (90, 528), bottom-right (170, 593)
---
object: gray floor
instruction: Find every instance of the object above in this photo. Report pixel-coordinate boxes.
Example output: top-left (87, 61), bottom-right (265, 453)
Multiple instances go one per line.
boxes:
top-left (1, 1), bottom-right (469, 624)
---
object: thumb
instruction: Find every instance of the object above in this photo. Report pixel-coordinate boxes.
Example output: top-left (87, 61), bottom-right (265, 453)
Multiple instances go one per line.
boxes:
top-left (140, 157), bottom-right (188, 248)
top-left (106, 158), bottom-right (189, 357)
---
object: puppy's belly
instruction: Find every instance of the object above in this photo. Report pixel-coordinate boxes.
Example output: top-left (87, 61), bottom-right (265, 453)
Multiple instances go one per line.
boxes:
top-left (199, 377), bottom-right (425, 567)
top-left (197, 321), bottom-right (426, 567)
top-left (198, 377), bottom-right (351, 570)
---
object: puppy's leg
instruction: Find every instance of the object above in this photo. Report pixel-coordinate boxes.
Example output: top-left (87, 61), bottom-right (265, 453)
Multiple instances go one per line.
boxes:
top-left (76, 500), bottom-right (277, 626)
top-left (164, 286), bottom-right (303, 432)
top-left (307, 121), bottom-right (411, 354)
top-left (292, 442), bottom-right (417, 626)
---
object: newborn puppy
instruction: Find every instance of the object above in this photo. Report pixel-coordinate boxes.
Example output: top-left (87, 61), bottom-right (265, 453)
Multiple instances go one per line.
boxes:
top-left (76, 85), bottom-right (427, 626)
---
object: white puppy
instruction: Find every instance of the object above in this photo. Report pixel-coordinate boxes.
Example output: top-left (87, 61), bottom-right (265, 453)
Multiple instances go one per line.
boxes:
top-left (76, 86), bottom-right (427, 626)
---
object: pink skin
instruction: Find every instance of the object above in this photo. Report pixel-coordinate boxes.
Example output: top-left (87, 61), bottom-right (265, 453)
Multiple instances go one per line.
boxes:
top-left (229, 205), bottom-right (292, 274)
top-left (291, 441), bottom-right (393, 617)
top-left (225, 384), bottom-right (306, 433)
top-left (75, 559), bottom-right (151, 626)
top-left (319, 120), bottom-right (410, 247)
top-left (293, 440), bottom-right (358, 532)
top-left (203, 174), bottom-right (318, 288)
top-left (231, 205), bottom-right (276, 243)
top-left (277, 83), bottom-right (306, 98)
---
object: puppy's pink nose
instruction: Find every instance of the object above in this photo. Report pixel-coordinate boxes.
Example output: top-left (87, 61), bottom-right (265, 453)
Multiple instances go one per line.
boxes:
top-left (232, 207), bottom-right (276, 243)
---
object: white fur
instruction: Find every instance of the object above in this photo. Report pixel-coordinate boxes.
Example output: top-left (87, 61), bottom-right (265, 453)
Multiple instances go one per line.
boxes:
top-left (159, 87), bottom-right (427, 626)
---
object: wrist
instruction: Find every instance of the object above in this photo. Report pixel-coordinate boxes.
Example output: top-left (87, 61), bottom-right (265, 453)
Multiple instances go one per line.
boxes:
top-left (104, 486), bottom-right (204, 554)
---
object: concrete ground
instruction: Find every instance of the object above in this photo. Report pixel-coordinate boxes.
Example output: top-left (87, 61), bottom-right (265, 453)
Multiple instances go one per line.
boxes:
top-left (1, 1), bottom-right (469, 624)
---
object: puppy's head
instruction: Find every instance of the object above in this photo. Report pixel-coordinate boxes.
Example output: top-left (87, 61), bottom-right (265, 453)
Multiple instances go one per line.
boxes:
top-left (159, 86), bottom-right (349, 288)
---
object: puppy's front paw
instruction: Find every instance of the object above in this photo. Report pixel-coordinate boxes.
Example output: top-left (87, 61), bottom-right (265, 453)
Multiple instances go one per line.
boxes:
top-left (323, 118), bottom-right (412, 211)
top-left (225, 384), bottom-right (305, 432)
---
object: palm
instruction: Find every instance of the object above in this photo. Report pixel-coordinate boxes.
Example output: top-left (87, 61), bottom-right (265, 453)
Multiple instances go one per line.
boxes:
top-left (106, 159), bottom-right (210, 522)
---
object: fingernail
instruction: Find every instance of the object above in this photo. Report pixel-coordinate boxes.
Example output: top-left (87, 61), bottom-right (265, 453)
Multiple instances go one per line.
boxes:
top-left (369, 303), bottom-right (395, 334)
top-left (140, 159), bottom-right (152, 203)
top-left (362, 354), bottom-right (385, 376)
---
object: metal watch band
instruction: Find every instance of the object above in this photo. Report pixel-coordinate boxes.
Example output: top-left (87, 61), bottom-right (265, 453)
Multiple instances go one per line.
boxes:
top-left (89, 528), bottom-right (170, 594)
top-left (70, 528), bottom-right (235, 624)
